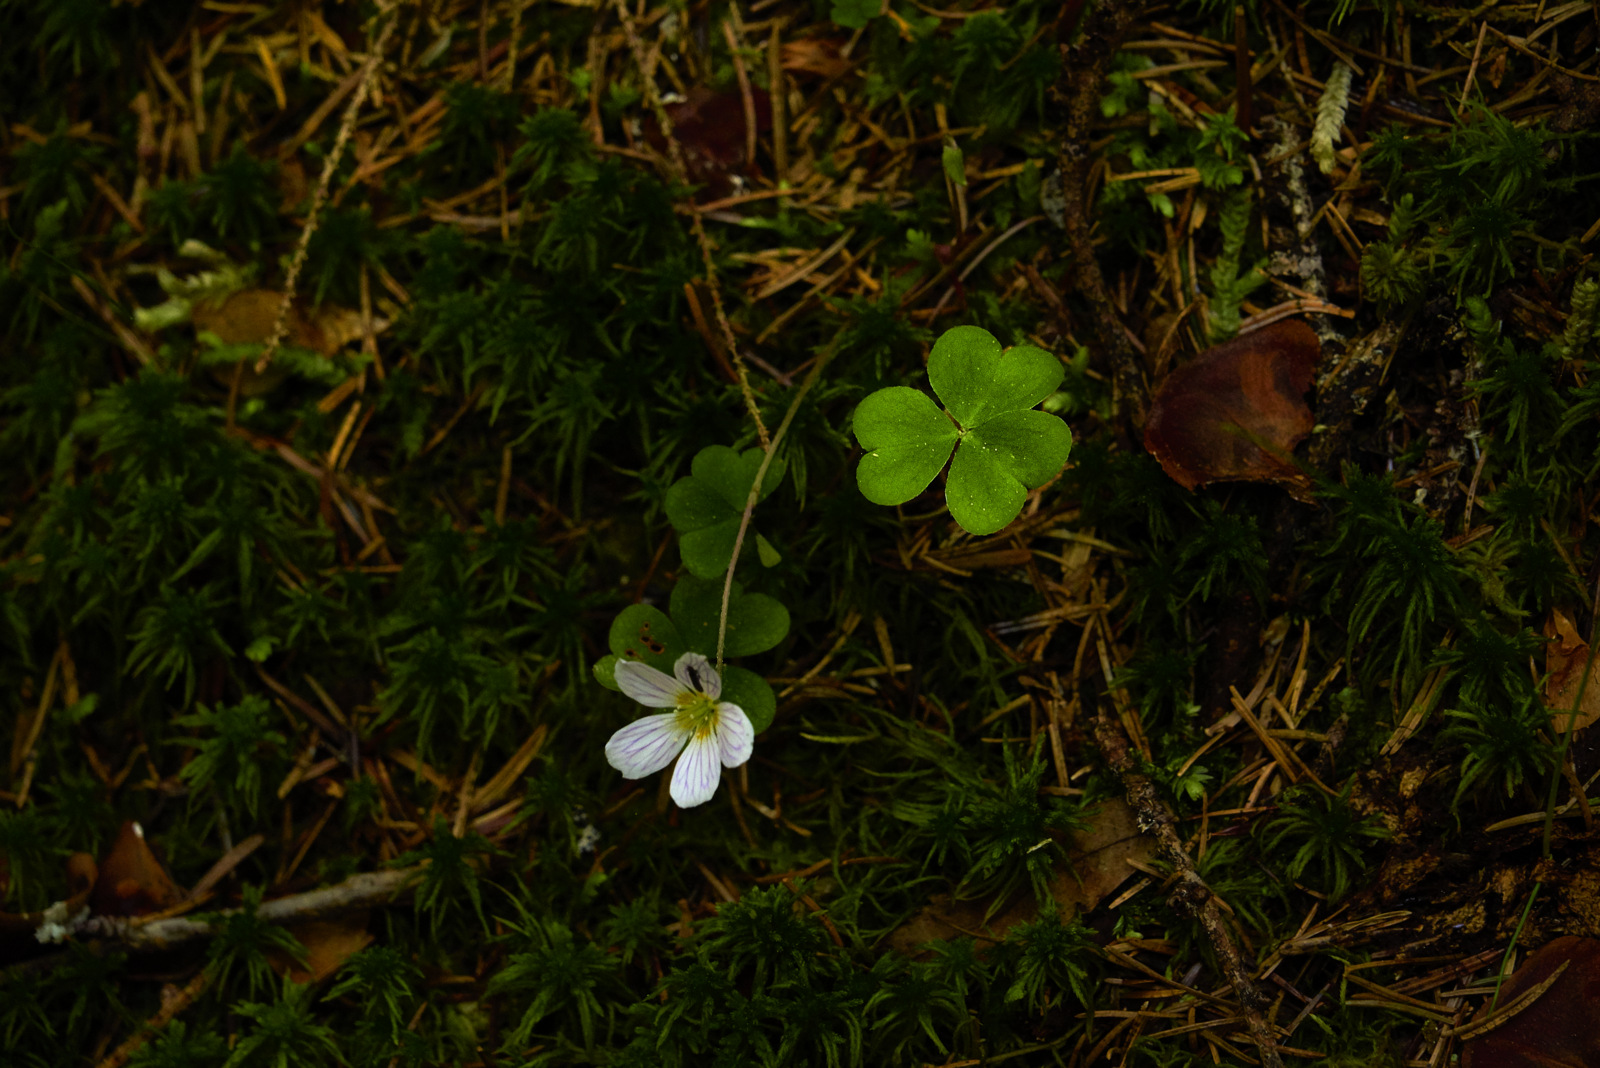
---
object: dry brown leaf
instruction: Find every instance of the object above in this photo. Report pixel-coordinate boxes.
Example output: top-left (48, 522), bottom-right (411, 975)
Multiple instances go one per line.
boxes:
top-left (1143, 319), bottom-right (1322, 492)
top-left (91, 821), bottom-right (182, 918)
top-left (1543, 608), bottom-right (1600, 733)
top-left (266, 911), bottom-right (374, 984)
top-left (887, 798), bottom-right (1155, 954)
top-left (192, 289), bottom-right (366, 357)
top-left (781, 39), bottom-right (852, 80)
top-left (1461, 935), bottom-right (1600, 1068)
top-left (647, 87), bottom-right (772, 197)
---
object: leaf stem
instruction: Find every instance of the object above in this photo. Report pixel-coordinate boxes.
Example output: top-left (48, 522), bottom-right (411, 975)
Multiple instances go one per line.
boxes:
top-left (715, 349), bottom-right (835, 668)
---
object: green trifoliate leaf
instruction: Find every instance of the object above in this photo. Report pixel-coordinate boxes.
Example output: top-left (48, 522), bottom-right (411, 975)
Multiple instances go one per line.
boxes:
top-left (720, 666), bottom-right (776, 733)
top-left (851, 325), bottom-right (1075, 536)
top-left (670, 575), bottom-right (789, 658)
top-left (664, 445), bottom-right (786, 580)
top-left (928, 326), bottom-right (1064, 429)
top-left (853, 386), bottom-right (958, 506)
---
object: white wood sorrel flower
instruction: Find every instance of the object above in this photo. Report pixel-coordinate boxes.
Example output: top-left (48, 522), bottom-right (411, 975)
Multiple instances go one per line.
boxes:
top-left (604, 652), bottom-right (754, 808)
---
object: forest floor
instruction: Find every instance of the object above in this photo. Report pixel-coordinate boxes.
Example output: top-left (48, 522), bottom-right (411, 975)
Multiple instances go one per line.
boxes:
top-left (3, 0), bottom-right (1600, 1064)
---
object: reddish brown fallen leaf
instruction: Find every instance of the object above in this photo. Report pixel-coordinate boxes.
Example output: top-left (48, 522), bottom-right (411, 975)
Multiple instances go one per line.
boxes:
top-left (266, 912), bottom-right (374, 984)
top-left (646, 87), bottom-right (772, 196)
top-left (1543, 608), bottom-right (1600, 733)
top-left (1461, 935), bottom-right (1600, 1068)
top-left (887, 798), bottom-right (1155, 954)
top-left (91, 821), bottom-right (182, 918)
top-left (1143, 319), bottom-right (1322, 491)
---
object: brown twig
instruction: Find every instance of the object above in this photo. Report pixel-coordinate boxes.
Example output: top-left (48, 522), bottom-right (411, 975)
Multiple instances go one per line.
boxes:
top-left (1053, 0), bottom-right (1149, 430)
top-left (1093, 704), bottom-right (1285, 1068)
top-left (112, 867), bottom-right (420, 951)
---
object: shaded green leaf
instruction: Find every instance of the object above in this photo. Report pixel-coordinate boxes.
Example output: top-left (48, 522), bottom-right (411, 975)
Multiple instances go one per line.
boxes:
top-left (670, 575), bottom-right (789, 658)
top-left (721, 666), bottom-right (776, 733)
top-left (606, 604), bottom-right (684, 674)
top-left (663, 445), bottom-right (785, 579)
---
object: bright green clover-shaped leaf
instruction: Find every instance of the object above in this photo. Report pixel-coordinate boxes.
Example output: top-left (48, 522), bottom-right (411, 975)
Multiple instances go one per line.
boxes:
top-left (853, 326), bottom-right (1073, 536)
top-left (664, 445), bottom-right (787, 580)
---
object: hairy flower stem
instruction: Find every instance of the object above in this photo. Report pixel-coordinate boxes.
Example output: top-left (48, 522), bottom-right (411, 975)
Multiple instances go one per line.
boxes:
top-left (248, 6), bottom-right (398, 381)
top-left (716, 349), bottom-right (835, 668)
top-left (612, 0), bottom-right (769, 451)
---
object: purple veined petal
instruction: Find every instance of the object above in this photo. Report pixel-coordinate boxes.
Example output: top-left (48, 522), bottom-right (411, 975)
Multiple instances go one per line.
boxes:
top-left (615, 659), bottom-right (689, 708)
top-left (673, 651), bottom-right (721, 699)
top-left (712, 703), bottom-right (753, 769)
top-left (605, 713), bottom-right (689, 779)
top-left (670, 732), bottom-right (722, 808)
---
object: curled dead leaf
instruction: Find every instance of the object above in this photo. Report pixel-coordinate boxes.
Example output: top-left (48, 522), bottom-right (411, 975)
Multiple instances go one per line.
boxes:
top-left (1543, 608), bottom-right (1600, 733)
top-left (91, 821), bottom-right (182, 918)
top-left (781, 39), bottom-right (852, 81)
top-left (1143, 319), bottom-right (1323, 492)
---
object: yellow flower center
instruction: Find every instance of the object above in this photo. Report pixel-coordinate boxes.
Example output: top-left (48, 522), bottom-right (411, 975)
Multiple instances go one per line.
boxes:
top-left (674, 691), bottom-right (719, 741)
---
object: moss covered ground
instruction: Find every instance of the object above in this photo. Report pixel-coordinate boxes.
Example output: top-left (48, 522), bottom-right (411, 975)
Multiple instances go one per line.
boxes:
top-left (3, 0), bottom-right (1600, 1063)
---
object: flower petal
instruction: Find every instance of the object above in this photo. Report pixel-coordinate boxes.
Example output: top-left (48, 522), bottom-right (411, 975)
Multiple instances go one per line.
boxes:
top-left (713, 703), bottom-right (754, 769)
top-left (673, 652), bottom-right (721, 699)
top-left (615, 659), bottom-right (689, 708)
top-left (605, 714), bottom-right (688, 779)
top-left (670, 732), bottom-right (722, 808)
